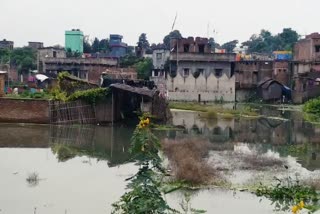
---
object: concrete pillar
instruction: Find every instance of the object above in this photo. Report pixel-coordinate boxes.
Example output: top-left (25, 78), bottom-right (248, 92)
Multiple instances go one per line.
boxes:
top-left (0, 72), bottom-right (6, 97)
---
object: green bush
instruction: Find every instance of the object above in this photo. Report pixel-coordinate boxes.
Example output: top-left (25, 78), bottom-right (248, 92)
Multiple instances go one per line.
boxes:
top-left (304, 98), bottom-right (320, 115)
top-left (31, 92), bottom-right (45, 99)
top-left (20, 90), bottom-right (30, 98)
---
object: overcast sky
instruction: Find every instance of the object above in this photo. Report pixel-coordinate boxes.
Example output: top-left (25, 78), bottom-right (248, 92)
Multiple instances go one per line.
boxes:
top-left (0, 0), bottom-right (318, 47)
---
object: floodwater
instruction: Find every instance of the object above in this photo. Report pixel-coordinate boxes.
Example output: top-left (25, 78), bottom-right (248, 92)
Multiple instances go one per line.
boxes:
top-left (0, 105), bottom-right (320, 214)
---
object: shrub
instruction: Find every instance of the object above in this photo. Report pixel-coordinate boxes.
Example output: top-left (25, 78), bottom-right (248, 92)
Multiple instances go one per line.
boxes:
top-left (162, 139), bottom-right (216, 185)
top-left (304, 98), bottom-right (320, 115)
top-left (201, 109), bottom-right (218, 119)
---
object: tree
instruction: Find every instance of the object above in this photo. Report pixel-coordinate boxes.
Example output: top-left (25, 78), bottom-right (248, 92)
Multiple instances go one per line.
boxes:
top-left (120, 55), bottom-right (141, 68)
top-left (137, 33), bottom-right (150, 49)
top-left (163, 30), bottom-right (183, 49)
top-left (83, 36), bottom-right (92, 53)
top-left (242, 28), bottom-right (300, 54)
top-left (208, 37), bottom-right (220, 52)
top-left (221, 40), bottom-right (239, 53)
top-left (19, 57), bottom-right (35, 73)
top-left (277, 28), bottom-right (300, 51)
top-left (92, 37), bottom-right (100, 53)
top-left (135, 58), bottom-right (153, 80)
top-left (66, 48), bottom-right (81, 58)
top-left (99, 39), bottom-right (110, 53)
top-left (9, 47), bottom-right (37, 74)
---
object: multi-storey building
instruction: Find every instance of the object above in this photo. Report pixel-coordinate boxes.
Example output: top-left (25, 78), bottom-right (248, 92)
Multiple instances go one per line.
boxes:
top-left (166, 37), bottom-right (236, 102)
top-left (292, 33), bottom-right (320, 103)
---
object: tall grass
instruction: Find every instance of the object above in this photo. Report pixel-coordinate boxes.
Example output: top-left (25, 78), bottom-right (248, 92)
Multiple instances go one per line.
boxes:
top-left (162, 139), bottom-right (216, 185)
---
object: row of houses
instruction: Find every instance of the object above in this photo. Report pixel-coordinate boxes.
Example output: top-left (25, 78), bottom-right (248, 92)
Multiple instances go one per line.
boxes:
top-left (150, 33), bottom-right (320, 104)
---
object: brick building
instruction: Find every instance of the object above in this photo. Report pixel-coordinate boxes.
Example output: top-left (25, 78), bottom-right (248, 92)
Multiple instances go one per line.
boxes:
top-left (37, 47), bottom-right (137, 84)
top-left (292, 33), bottom-right (320, 103)
top-left (235, 61), bottom-right (274, 101)
top-left (166, 37), bottom-right (236, 102)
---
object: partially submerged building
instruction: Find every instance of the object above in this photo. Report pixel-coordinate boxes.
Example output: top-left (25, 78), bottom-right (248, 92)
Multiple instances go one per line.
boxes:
top-left (292, 33), bottom-right (320, 103)
top-left (167, 37), bottom-right (236, 102)
top-left (235, 59), bottom-right (292, 102)
top-left (235, 61), bottom-right (273, 101)
top-left (258, 78), bottom-right (288, 101)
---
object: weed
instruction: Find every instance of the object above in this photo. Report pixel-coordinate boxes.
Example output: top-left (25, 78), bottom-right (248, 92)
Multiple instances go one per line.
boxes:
top-left (162, 139), bottom-right (216, 185)
top-left (220, 113), bottom-right (234, 120)
top-left (26, 172), bottom-right (40, 187)
top-left (200, 110), bottom-right (218, 119)
top-left (256, 176), bottom-right (320, 213)
top-left (112, 115), bottom-right (178, 214)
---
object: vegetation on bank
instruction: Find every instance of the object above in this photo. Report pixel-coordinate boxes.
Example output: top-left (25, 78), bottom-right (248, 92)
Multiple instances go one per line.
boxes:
top-left (5, 90), bottom-right (51, 100)
top-left (303, 98), bottom-right (320, 124)
top-left (256, 176), bottom-right (320, 213)
top-left (50, 72), bottom-right (109, 104)
top-left (169, 102), bottom-right (260, 118)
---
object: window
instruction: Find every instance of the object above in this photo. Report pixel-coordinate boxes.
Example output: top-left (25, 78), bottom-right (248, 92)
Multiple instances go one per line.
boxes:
top-left (193, 68), bottom-right (204, 78)
top-left (183, 44), bottom-right (190, 53)
top-left (154, 70), bottom-right (159, 77)
top-left (183, 68), bottom-right (190, 77)
top-left (198, 44), bottom-right (205, 53)
top-left (316, 45), bottom-right (320, 53)
top-left (214, 69), bottom-right (223, 78)
top-left (53, 51), bottom-right (57, 58)
top-left (156, 53), bottom-right (162, 60)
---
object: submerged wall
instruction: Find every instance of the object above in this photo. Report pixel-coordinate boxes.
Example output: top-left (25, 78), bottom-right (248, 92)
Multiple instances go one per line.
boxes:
top-left (0, 98), bottom-right (49, 123)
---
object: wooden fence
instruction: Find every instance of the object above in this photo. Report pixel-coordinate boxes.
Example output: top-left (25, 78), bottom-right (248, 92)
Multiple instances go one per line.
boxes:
top-left (49, 100), bottom-right (96, 124)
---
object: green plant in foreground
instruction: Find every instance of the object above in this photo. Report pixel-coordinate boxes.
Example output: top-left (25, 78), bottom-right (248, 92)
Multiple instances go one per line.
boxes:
top-left (112, 115), bottom-right (178, 214)
top-left (179, 192), bottom-right (206, 214)
top-left (256, 176), bottom-right (320, 213)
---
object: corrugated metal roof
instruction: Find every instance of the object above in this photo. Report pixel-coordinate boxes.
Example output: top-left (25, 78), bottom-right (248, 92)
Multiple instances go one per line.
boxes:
top-left (110, 83), bottom-right (157, 97)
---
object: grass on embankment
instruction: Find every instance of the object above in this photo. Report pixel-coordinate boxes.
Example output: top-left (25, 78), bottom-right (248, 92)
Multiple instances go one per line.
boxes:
top-left (169, 102), bottom-right (260, 118)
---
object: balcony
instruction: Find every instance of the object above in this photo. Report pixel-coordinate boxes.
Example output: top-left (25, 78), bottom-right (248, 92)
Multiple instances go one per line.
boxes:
top-left (170, 52), bottom-right (236, 62)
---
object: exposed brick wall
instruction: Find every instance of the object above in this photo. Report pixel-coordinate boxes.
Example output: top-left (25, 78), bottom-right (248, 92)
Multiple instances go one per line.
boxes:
top-left (0, 98), bottom-right (49, 123)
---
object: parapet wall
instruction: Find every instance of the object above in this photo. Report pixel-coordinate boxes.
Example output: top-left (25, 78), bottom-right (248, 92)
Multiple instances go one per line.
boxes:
top-left (0, 98), bottom-right (49, 124)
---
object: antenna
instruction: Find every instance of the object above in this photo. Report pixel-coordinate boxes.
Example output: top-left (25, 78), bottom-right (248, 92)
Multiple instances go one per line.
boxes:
top-left (171, 12), bottom-right (178, 31)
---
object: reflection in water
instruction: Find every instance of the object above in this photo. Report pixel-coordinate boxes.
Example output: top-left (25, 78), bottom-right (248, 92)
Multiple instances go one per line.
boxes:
top-left (0, 123), bottom-right (134, 167)
top-left (1, 106), bottom-right (320, 214)
top-left (170, 109), bottom-right (320, 170)
top-left (26, 172), bottom-right (40, 187)
top-left (49, 125), bottom-right (134, 166)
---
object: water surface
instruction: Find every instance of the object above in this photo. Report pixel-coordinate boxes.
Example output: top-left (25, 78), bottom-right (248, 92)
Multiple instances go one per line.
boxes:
top-left (1, 106), bottom-right (320, 213)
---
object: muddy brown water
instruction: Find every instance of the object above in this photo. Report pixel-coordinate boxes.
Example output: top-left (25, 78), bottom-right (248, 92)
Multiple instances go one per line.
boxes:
top-left (0, 106), bottom-right (320, 214)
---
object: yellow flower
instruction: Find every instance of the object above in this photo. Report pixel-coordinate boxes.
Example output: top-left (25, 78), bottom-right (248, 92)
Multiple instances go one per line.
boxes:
top-left (299, 201), bottom-right (304, 209)
top-left (145, 118), bottom-right (150, 125)
top-left (292, 205), bottom-right (299, 214)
